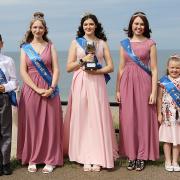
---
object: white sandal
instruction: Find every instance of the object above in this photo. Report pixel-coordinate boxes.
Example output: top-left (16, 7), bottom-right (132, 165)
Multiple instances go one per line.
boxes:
top-left (92, 164), bottom-right (101, 172)
top-left (42, 164), bottom-right (55, 174)
top-left (28, 164), bottom-right (37, 173)
top-left (83, 164), bottom-right (91, 172)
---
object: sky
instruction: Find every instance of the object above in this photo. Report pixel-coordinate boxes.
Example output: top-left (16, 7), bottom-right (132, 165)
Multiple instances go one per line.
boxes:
top-left (0, 0), bottom-right (180, 51)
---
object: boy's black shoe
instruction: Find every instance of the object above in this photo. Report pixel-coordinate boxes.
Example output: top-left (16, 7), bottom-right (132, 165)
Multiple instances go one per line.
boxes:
top-left (0, 164), bottom-right (3, 176)
top-left (127, 160), bottom-right (136, 170)
top-left (3, 163), bottom-right (12, 175)
top-left (135, 159), bottom-right (145, 171)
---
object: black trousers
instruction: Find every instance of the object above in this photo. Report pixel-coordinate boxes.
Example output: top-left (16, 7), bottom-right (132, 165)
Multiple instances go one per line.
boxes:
top-left (0, 94), bottom-right (12, 165)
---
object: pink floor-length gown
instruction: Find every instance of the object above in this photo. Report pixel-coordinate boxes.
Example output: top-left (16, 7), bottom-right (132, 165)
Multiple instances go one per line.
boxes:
top-left (119, 39), bottom-right (159, 161)
top-left (63, 39), bottom-right (119, 168)
top-left (17, 43), bottom-right (63, 165)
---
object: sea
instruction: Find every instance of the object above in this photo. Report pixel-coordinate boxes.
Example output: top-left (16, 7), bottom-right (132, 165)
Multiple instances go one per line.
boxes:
top-left (5, 49), bottom-right (180, 102)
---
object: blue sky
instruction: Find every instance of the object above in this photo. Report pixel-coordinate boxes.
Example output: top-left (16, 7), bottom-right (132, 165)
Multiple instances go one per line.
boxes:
top-left (0, 0), bottom-right (180, 51)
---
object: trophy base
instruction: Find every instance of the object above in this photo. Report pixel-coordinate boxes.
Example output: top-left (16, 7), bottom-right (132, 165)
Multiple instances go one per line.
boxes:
top-left (85, 62), bottom-right (97, 70)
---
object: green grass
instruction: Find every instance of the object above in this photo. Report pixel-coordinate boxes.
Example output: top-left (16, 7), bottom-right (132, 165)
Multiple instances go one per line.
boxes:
top-left (11, 154), bottom-right (165, 171)
top-left (10, 158), bottom-right (22, 170)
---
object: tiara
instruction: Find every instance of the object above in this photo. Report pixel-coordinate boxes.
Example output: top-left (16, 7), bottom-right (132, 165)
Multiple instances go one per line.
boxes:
top-left (133, 13), bottom-right (146, 17)
top-left (81, 12), bottom-right (92, 18)
top-left (33, 16), bottom-right (44, 20)
top-left (170, 54), bottom-right (180, 59)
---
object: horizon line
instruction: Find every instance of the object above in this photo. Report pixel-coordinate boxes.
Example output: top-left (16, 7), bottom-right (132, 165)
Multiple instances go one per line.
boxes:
top-left (4, 49), bottom-right (180, 53)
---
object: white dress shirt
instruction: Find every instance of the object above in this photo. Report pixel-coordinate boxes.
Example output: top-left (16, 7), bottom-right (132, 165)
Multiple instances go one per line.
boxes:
top-left (0, 53), bottom-right (18, 92)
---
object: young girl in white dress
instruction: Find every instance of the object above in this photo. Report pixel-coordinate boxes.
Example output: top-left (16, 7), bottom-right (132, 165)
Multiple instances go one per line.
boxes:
top-left (157, 55), bottom-right (180, 172)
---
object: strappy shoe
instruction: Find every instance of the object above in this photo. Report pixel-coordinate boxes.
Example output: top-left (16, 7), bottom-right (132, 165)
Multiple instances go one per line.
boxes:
top-left (42, 165), bottom-right (55, 174)
top-left (135, 160), bottom-right (145, 171)
top-left (28, 164), bottom-right (37, 173)
top-left (83, 164), bottom-right (91, 172)
top-left (92, 164), bottom-right (101, 172)
top-left (127, 160), bottom-right (136, 170)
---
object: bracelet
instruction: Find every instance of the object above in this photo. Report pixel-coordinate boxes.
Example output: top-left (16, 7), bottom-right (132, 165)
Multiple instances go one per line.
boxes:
top-left (50, 86), bottom-right (55, 90)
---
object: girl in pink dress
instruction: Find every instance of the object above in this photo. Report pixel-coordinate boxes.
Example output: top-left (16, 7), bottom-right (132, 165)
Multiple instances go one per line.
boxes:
top-left (116, 11), bottom-right (159, 171)
top-left (157, 55), bottom-right (180, 172)
top-left (63, 13), bottom-right (118, 172)
top-left (17, 12), bottom-right (63, 173)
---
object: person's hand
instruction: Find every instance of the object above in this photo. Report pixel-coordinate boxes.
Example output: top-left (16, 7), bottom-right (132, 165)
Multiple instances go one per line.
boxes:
top-left (158, 114), bottom-right (163, 124)
top-left (83, 54), bottom-right (94, 62)
top-left (41, 88), bottom-right (54, 97)
top-left (35, 87), bottom-right (46, 95)
top-left (116, 91), bottom-right (121, 103)
top-left (0, 85), bottom-right (5, 93)
top-left (84, 69), bottom-right (100, 74)
top-left (149, 93), bottom-right (157, 104)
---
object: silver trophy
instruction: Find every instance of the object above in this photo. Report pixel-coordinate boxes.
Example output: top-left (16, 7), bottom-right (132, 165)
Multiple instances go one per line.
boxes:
top-left (85, 41), bottom-right (97, 70)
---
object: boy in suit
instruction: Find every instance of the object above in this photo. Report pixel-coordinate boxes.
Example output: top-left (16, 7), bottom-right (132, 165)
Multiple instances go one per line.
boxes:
top-left (0, 34), bottom-right (17, 175)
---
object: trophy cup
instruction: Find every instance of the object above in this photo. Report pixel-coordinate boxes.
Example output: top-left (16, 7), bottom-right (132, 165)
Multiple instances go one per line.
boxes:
top-left (84, 41), bottom-right (97, 70)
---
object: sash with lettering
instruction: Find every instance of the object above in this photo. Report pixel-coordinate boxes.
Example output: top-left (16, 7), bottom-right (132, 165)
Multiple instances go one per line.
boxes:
top-left (0, 68), bottom-right (17, 106)
top-left (121, 38), bottom-right (152, 76)
top-left (21, 43), bottom-right (59, 98)
top-left (160, 75), bottom-right (180, 107)
top-left (76, 37), bottom-right (111, 84)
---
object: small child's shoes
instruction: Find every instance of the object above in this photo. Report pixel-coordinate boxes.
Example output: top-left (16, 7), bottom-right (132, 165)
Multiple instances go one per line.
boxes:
top-left (165, 163), bottom-right (173, 172)
top-left (173, 164), bottom-right (180, 172)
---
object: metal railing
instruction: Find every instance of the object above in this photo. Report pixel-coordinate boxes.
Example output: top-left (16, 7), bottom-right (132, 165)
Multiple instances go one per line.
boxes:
top-left (61, 101), bottom-right (119, 107)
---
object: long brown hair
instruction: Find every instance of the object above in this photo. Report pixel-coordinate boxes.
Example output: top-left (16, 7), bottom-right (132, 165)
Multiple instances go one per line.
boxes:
top-left (20, 12), bottom-right (49, 46)
top-left (77, 13), bottom-right (107, 41)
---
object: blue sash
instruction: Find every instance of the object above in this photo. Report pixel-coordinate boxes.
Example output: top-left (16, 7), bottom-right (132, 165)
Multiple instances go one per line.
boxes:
top-left (160, 75), bottom-right (180, 107)
top-left (121, 38), bottom-right (152, 76)
top-left (76, 37), bottom-right (111, 84)
top-left (0, 68), bottom-right (17, 106)
top-left (21, 43), bottom-right (59, 98)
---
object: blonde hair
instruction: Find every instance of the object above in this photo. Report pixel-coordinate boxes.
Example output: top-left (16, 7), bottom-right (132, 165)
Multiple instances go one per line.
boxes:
top-left (166, 54), bottom-right (180, 75)
top-left (20, 12), bottom-right (49, 46)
